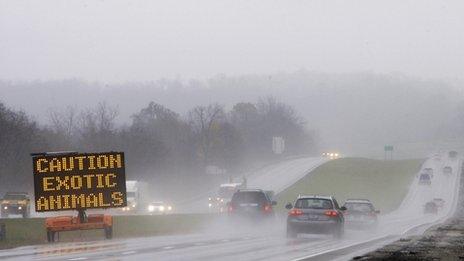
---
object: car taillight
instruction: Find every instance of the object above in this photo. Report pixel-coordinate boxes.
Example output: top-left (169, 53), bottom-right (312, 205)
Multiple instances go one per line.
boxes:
top-left (324, 210), bottom-right (338, 217)
top-left (263, 203), bottom-right (272, 213)
top-left (288, 208), bottom-right (303, 216)
top-left (228, 204), bottom-right (234, 212)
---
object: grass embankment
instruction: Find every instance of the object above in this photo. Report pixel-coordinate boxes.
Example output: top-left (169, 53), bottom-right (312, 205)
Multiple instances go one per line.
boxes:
top-left (277, 158), bottom-right (423, 213)
top-left (0, 214), bottom-right (216, 250)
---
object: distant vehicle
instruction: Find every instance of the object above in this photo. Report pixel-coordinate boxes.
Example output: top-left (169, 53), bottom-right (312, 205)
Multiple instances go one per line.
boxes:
top-left (448, 151), bottom-right (458, 158)
top-left (0, 192), bottom-right (30, 218)
top-left (418, 173), bottom-right (432, 185)
top-left (433, 198), bottom-right (445, 209)
top-left (424, 201), bottom-right (438, 214)
top-left (424, 168), bottom-right (434, 176)
top-left (443, 166), bottom-right (453, 175)
top-left (286, 195), bottom-right (345, 238)
top-left (322, 152), bottom-right (340, 159)
top-left (227, 189), bottom-right (276, 221)
top-left (147, 201), bottom-right (172, 214)
top-left (121, 180), bottom-right (149, 213)
top-left (209, 183), bottom-right (245, 212)
top-left (342, 199), bottom-right (379, 228)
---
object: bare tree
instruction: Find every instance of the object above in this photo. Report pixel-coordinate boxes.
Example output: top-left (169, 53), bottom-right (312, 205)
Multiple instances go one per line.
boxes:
top-left (188, 104), bottom-right (225, 167)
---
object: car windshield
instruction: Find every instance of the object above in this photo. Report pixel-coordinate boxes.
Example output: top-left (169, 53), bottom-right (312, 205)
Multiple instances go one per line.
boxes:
top-left (295, 198), bottom-right (333, 209)
top-left (231, 191), bottom-right (267, 204)
top-left (344, 203), bottom-right (374, 212)
top-left (3, 194), bottom-right (27, 200)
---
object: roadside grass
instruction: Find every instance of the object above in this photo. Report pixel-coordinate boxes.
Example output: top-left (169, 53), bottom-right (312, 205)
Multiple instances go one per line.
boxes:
top-left (0, 214), bottom-right (216, 250)
top-left (277, 158), bottom-right (423, 213)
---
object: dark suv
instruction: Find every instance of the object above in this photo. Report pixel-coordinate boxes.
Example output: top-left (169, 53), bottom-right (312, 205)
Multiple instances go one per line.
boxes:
top-left (227, 189), bottom-right (276, 220)
top-left (286, 195), bottom-right (345, 238)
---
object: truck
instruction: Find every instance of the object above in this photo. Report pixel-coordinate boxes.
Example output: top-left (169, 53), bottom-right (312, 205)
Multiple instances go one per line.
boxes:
top-left (0, 192), bottom-right (31, 218)
top-left (121, 180), bottom-right (149, 213)
top-left (208, 182), bottom-right (245, 212)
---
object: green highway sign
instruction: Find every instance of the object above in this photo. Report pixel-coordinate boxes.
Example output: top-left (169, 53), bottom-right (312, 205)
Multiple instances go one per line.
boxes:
top-left (384, 145), bottom-right (394, 151)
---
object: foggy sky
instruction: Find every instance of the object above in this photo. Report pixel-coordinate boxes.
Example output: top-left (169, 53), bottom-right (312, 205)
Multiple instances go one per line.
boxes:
top-left (1, 0), bottom-right (464, 83)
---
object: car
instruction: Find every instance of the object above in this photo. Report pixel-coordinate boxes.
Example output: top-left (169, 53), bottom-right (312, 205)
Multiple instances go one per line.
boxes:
top-left (443, 166), bottom-right (452, 175)
top-left (147, 201), bottom-right (173, 214)
top-left (342, 199), bottom-right (379, 229)
top-left (227, 189), bottom-right (276, 221)
top-left (424, 201), bottom-right (438, 214)
top-left (209, 183), bottom-right (244, 212)
top-left (418, 173), bottom-right (432, 185)
top-left (433, 198), bottom-right (445, 209)
top-left (0, 192), bottom-right (30, 218)
top-left (424, 168), bottom-right (434, 176)
top-left (286, 195), bottom-right (345, 239)
top-left (448, 151), bottom-right (458, 158)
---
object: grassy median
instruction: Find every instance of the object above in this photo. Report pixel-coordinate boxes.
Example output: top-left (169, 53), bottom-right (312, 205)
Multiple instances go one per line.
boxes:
top-left (0, 214), bottom-right (217, 250)
top-left (277, 158), bottom-right (423, 213)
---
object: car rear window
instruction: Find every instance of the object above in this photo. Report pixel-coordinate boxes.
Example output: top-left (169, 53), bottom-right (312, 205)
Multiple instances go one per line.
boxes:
top-left (231, 191), bottom-right (267, 204)
top-left (344, 203), bottom-right (374, 212)
top-left (295, 198), bottom-right (333, 209)
top-left (420, 174), bottom-right (430, 180)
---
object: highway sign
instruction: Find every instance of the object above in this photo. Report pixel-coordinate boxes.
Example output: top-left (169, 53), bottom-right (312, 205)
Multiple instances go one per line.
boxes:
top-left (384, 145), bottom-right (394, 151)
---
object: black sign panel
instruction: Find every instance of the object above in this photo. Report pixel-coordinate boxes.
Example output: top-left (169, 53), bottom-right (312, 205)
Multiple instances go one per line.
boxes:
top-left (32, 152), bottom-right (127, 212)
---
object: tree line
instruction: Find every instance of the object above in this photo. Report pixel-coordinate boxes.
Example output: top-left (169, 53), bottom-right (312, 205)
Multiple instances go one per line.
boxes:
top-left (0, 97), bottom-right (316, 193)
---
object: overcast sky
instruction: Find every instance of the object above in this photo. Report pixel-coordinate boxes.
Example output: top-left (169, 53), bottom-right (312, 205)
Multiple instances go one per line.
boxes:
top-left (1, 0), bottom-right (463, 83)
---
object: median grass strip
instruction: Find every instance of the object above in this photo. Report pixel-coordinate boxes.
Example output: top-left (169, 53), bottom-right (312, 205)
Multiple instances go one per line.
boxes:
top-left (0, 214), bottom-right (217, 250)
top-left (277, 158), bottom-right (423, 213)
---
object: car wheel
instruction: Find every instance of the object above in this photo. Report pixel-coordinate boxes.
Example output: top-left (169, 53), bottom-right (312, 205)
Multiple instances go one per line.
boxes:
top-left (286, 225), bottom-right (297, 238)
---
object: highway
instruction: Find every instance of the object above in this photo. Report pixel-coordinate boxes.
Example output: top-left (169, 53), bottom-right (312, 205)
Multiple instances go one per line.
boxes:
top-left (0, 154), bottom-right (461, 261)
top-left (178, 156), bottom-right (329, 213)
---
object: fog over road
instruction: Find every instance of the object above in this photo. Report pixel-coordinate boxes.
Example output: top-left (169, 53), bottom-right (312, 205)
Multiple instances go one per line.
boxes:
top-left (0, 154), bottom-right (460, 261)
top-left (179, 157), bottom-right (329, 213)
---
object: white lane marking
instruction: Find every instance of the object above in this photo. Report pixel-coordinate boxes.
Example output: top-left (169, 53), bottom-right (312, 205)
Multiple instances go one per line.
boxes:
top-left (163, 246), bottom-right (174, 250)
top-left (122, 251), bottom-right (136, 255)
top-left (221, 239), bottom-right (230, 242)
top-left (194, 242), bottom-right (204, 246)
top-left (68, 258), bottom-right (88, 261)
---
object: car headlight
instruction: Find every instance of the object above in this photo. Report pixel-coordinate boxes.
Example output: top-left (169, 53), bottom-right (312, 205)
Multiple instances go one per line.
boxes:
top-left (220, 199), bottom-right (224, 202)
top-left (132, 204), bottom-right (136, 208)
top-left (334, 153), bottom-right (339, 157)
top-left (148, 205), bottom-right (155, 212)
top-left (18, 206), bottom-right (22, 210)
top-left (3, 206), bottom-right (7, 210)
top-left (208, 203), bottom-right (212, 207)
top-left (167, 206), bottom-right (172, 211)
top-left (159, 206), bottom-right (165, 211)
top-left (216, 197), bottom-right (220, 201)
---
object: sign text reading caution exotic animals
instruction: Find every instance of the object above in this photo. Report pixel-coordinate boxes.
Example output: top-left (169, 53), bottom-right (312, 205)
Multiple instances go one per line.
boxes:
top-left (32, 152), bottom-right (127, 212)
